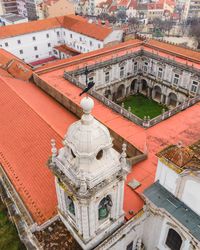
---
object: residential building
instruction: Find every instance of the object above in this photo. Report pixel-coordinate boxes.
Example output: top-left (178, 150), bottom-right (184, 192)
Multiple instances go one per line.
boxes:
top-left (182, 0), bottom-right (200, 20)
top-left (0, 14), bottom-right (123, 63)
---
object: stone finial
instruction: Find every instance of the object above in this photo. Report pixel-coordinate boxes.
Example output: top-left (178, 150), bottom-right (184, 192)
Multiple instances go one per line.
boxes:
top-left (137, 238), bottom-right (142, 250)
top-left (162, 108), bottom-right (165, 114)
top-left (128, 106), bottom-right (131, 112)
top-left (79, 171), bottom-right (87, 194)
top-left (51, 139), bottom-right (57, 162)
top-left (80, 97), bottom-right (94, 114)
top-left (121, 102), bottom-right (125, 108)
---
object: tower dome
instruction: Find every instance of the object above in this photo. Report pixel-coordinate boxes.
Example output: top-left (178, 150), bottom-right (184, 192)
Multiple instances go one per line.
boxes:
top-left (63, 97), bottom-right (112, 157)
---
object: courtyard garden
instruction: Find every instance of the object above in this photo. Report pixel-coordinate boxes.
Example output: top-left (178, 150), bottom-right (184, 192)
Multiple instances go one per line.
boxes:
top-left (121, 94), bottom-right (168, 119)
top-left (0, 200), bottom-right (26, 250)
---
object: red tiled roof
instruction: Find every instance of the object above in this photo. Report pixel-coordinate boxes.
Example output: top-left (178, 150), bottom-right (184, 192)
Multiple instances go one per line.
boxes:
top-left (0, 48), bottom-right (32, 81)
top-left (1, 38), bottom-right (200, 224)
top-left (0, 75), bottom-right (77, 225)
top-left (37, 65), bottom-right (200, 220)
top-left (35, 39), bottom-right (200, 75)
top-left (128, 0), bottom-right (137, 8)
top-left (0, 15), bottom-right (112, 41)
top-left (118, 0), bottom-right (129, 7)
top-left (54, 44), bottom-right (80, 55)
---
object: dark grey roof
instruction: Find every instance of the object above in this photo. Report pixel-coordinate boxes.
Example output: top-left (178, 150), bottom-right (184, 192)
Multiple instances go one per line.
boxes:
top-left (0, 14), bottom-right (27, 22)
top-left (144, 181), bottom-right (200, 241)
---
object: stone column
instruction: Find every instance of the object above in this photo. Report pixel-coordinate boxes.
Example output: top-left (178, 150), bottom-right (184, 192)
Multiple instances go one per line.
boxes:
top-left (147, 87), bottom-right (151, 97)
top-left (160, 94), bottom-right (164, 104)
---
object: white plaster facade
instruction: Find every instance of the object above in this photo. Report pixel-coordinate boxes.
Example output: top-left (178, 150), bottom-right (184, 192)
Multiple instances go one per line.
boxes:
top-left (0, 20), bottom-right (122, 63)
top-left (76, 54), bottom-right (200, 107)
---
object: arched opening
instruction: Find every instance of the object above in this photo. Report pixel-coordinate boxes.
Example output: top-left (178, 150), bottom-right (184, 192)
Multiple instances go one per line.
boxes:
top-left (96, 150), bottom-right (103, 160)
top-left (168, 92), bottom-right (177, 107)
top-left (98, 195), bottom-right (112, 220)
top-left (141, 79), bottom-right (148, 95)
top-left (131, 79), bottom-right (137, 93)
top-left (104, 89), bottom-right (111, 99)
top-left (153, 85), bottom-right (162, 102)
top-left (66, 196), bottom-right (75, 216)
top-left (116, 84), bottom-right (125, 100)
top-left (165, 228), bottom-right (182, 250)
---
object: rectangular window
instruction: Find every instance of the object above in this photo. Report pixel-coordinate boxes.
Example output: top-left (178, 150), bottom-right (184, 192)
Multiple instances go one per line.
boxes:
top-left (98, 44), bottom-right (101, 49)
top-left (134, 62), bottom-right (137, 72)
top-left (32, 36), bottom-right (36, 41)
top-left (158, 67), bottom-right (163, 78)
top-left (126, 241), bottom-right (133, 250)
top-left (173, 74), bottom-right (179, 85)
top-left (57, 31), bottom-right (60, 36)
top-left (46, 33), bottom-right (49, 38)
top-left (120, 66), bottom-right (124, 78)
top-left (143, 62), bottom-right (148, 73)
top-left (34, 46), bottom-right (37, 51)
top-left (105, 72), bottom-right (109, 83)
top-left (5, 42), bottom-right (8, 47)
top-left (191, 81), bottom-right (198, 93)
top-left (19, 49), bottom-right (23, 54)
top-left (70, 34), bottom-right (72, 38)
top-left (17, 40), bottom-right (21, 44)
top-left (35, 55), bottom-right (39, 58)
top-left (90, 41), bottom-right (93, 46)
top-left (80, 37), bottom-right (82, 41)
top-left (48, 43), bottom-right (51, 47)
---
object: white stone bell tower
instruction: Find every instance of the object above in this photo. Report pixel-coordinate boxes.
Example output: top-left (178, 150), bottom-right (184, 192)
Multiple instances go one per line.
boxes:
top-left (49, 97), bottom-right (129, 250)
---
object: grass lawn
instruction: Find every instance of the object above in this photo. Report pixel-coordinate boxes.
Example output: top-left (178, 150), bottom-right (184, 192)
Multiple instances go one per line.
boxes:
top-left (0, 200), bottom-right (26, 250)
top-left (122, 94), bottom-right (167, 119)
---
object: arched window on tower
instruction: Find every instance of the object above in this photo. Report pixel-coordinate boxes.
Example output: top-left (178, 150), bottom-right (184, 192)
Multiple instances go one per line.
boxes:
top-left (65, 196), bottom-right (75, 216)
top-left (165, 228), bottom-right (182, 250)
top-left (98, 195), bottom-right (112, 220)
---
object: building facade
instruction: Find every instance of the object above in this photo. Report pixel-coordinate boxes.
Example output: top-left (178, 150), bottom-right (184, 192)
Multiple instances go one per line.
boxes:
top-left (69, 46), bottom-right (200, 108)
top-left (0, 15), bottom-right (123, 63)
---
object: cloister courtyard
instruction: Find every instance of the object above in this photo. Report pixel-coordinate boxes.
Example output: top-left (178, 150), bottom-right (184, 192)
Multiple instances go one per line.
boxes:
top-left (120, 94), bottom-right (168, 119)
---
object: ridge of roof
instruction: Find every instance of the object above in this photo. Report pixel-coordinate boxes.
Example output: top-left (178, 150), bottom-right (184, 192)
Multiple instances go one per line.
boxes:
top-left (0, 15), bottom-right (112, 41)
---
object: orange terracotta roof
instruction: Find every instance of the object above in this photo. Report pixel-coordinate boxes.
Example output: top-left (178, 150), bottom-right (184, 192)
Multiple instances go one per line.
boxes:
top-left (1, 38), bottom-right (200, 224)
top-left (0, 75), bottom-right (77, 225)
top-left (35, 38), bottom-right (200, 75)
top-left (0, 17), bottom-right (61, 39)
top-left (0, 15), bottom-right (112, 41)
top-left (54, 44), bottom-right (80, 55)
top-left (145, 39), bottom-right (200, 64)
top-left (35, 39), bottom-right (143, 73)
top-left (37, 66), bottom-right (200, 220)
top-left (118, 0), bottom-right (129, 7)
top-left (0, 68), bottom-right (13, 77)
top-left (0, 48), bottom-right (32, 81)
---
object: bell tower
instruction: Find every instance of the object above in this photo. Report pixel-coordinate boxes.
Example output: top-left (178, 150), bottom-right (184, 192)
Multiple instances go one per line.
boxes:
top-left (49, 97), bottom-right (129, 250)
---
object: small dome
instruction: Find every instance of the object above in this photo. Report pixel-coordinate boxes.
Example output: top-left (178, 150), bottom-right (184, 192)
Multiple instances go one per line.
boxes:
top-left (63, 97), bottom-right (112, 156)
